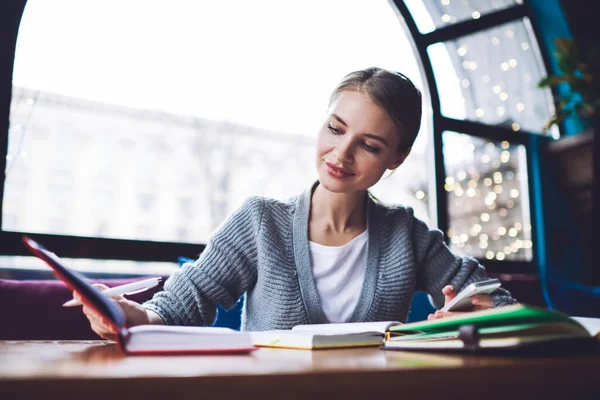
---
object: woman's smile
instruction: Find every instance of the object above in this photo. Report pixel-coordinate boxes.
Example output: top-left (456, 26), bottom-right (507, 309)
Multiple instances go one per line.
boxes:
top-left (326, 162), bottom-right (354, 178)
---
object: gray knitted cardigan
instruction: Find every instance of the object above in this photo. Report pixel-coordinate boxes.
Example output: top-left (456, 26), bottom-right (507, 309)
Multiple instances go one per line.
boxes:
top-left (143, 184), bottom-right (516, 331)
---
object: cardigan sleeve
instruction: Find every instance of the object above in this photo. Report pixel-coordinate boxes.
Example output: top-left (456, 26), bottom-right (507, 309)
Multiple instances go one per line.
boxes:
top-left (142, 196), bottom-right (265, 326)
top-left (409, 209), bottom-right (517, 310)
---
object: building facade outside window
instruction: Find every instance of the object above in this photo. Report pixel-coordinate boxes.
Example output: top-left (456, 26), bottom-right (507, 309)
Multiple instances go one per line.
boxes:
top-left (2, 0), bottom-right (555, 273)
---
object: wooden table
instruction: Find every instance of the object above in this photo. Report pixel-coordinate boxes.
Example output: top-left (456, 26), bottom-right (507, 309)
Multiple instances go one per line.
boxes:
top-left (0, 341), bottom-right (599, 399)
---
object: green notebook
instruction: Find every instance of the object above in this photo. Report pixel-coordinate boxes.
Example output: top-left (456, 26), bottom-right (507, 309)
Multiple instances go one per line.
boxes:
top-left (384, 304), bottom-right (600, 353)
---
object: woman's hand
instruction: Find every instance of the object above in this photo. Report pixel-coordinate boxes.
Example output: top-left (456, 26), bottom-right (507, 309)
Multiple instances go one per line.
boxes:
top-left (73, 283), bottom-right (152, 341)
top-left (427, 285), bottom-right (494, 320)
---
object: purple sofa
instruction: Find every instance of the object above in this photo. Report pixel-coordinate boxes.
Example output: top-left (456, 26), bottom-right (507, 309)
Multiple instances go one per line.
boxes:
top-left (0, 278), bottom-right (165, 340)
top-left (0, 272), bottom-right (550, 340)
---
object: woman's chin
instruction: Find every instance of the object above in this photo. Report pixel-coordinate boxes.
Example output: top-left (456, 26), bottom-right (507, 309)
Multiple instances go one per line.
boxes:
top-left (317, 173), bottom-right (365, 194)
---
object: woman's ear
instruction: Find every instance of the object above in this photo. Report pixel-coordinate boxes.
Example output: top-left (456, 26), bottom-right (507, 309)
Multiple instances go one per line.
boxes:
top-left (388, 146), bottom-right (412, 170)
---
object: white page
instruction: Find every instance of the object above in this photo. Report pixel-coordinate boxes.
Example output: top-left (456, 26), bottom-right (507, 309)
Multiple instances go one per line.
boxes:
top-left (571, 317), bottom-right (600, 336)
top-left (125, 325), bottom-right (254, 352)
top-left (250, 330), bottom-right (383, 349)
top-left (250, 330), bottom-right (316, 349)
top-left (291, 321), bottom-right (401, 334)
top-left (128, 325), bottom-right (238, 334)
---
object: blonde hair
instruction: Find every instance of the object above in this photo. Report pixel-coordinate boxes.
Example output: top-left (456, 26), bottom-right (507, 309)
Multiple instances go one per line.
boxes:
top-left (329, 67), bottom-right (422, 154)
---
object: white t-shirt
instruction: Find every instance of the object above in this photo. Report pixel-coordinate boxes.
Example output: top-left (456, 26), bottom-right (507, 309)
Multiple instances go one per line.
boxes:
top-left (309, 230), bottom-right (368, 323)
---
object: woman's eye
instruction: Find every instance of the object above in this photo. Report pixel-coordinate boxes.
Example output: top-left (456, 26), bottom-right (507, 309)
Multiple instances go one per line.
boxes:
top-left (363, 143), bottom-right (380, 154)
top-left (328, 124), bottom-right (342, 135)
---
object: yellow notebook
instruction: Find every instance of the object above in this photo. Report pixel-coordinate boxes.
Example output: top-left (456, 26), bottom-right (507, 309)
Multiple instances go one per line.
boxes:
top-left (251, 321), bottom-right (403, 350)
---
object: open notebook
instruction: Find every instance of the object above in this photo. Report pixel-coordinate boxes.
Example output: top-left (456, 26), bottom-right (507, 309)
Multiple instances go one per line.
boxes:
top-left (251, 321), bottom-right (405, 350)
top-left (383, 304), bottom-right (600, 353)
top-left (22, 236), bottom-right (256, 355)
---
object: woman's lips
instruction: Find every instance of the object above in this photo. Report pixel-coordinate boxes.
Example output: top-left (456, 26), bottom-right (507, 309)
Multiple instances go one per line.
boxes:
top-left (326, 162), bottom-right (353, 178)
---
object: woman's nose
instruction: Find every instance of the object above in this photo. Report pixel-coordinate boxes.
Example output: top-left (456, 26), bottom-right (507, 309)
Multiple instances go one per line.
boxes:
top-left (333, 139), bottom-right (353, 163)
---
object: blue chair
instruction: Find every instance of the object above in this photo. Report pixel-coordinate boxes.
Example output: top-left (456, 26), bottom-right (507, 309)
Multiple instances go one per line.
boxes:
top-left (406, 292), bottom-right (436, 323)
top-left (547, 279), bottom-right (600, 318)
top-left (214, 298), bottom-right (245, 329)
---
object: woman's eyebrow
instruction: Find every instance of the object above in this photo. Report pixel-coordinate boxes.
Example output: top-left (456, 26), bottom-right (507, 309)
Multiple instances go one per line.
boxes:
top-left (331, 114), bottom-right (348, 126)
top-left (331, 114), bottom-right (389, 147)
top-left (364, 134), bottom-right (389, 147)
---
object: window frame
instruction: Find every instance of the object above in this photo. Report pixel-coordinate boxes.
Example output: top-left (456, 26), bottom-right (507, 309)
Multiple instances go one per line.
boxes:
top-left (392, 0), bottom-right (556, 274)
top-left (0, 0), bottom-right (555, 273)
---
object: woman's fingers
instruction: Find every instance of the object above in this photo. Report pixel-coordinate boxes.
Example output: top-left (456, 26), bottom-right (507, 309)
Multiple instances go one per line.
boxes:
top-left (82, 303), bottom-right (116, 335)
top-left (90, 321), bottom-right (117, 341)
top-left (91, 283), bottom-right (110, 291)
top-left (91, 283), bottom-right (123, 299)
top-left (81, 303), bottom-right (101, 321)
top-left (91, 283), bottom-right (125, 301)
top-left (428, 285), bottom-right (458, 320)
top-left (88, 315), bottom-right (116, 339)
top-left (471, 294), bottom-right (494, 308)
top-left (441, 285), bottom-right (456, 306)
top-left (72, 283), bottom-right (122, 305)
top-left (429, 293), bottom-right (495, 320)
top-left (74, 283), bottom-right (126, 340)
top-left (428, 310), bottom-right (467, 320)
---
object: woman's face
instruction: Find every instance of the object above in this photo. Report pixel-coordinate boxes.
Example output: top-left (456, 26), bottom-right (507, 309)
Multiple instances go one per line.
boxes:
top-left (316, 90), bottom-right (407, 194)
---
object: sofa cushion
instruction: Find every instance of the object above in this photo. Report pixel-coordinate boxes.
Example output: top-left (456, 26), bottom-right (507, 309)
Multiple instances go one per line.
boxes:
top-left (0, 278), bottom-right (165, 340)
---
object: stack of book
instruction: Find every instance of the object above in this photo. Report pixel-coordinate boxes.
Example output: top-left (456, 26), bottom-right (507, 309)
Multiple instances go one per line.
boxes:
top-left (251, 305), bottom-right (599, 353)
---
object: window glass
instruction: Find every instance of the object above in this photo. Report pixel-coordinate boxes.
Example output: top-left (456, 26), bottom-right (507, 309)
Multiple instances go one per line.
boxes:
top-left (443, 131), bottom-right (533, 262)
top-left (405, 0), bottom-right (522, 34)
top-left (428, 18), bottom-right (556, 135)
top-left (0, 256), bottom-right (178, 277)
top-left (5, 0), bottom-right (433, 244)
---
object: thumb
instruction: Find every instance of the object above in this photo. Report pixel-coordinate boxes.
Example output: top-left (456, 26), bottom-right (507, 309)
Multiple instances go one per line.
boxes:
top-left (442, 285), bottom-right (457, 305)
top-left (91, 283), bottom-right (110, 292)
top-left (91, 283), bottom-right (124, 301)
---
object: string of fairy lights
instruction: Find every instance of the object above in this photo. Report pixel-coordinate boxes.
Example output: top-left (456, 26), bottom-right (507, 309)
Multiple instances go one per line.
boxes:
top-left (442, 135), bottom-right (533, 262)
top-left (411, 0), bottom-right (539, 262)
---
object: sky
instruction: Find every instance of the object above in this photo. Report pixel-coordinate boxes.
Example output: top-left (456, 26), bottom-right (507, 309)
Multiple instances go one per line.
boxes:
top-left (6, 0), bottom-right (475, 248)
top-left (11, 0), bottom-right (471, 159)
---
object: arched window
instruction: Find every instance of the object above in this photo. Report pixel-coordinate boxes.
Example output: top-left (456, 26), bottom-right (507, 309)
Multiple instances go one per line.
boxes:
top-left (1, 0), bottom-right (555, 274)
top-left (5, 0), bottom-right (432, 246)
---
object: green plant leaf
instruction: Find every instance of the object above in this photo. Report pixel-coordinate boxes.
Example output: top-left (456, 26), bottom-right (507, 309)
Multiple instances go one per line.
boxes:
top-left (579, 102), bottom-right (595, 117)
top-left (554, 38), bottom-right (579, 74)
top-left (538, 77), bottom-right (552, 87)
top-left (558, 99), bottom-right (570, 109)
top-left (540, 38), bottom-right (598, 131)
top-left (544, 114), bottom-right (560, 131)
top-left (555, 37), bottom-right (575, 55)
top-left (538, 75), bottom-right (572, 88)
top-left (558, 55), bottom-right (578, 75)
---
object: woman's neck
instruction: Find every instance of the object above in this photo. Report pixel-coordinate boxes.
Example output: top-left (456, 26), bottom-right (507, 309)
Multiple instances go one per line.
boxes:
top-left (310, 183), bottom-right (367, 234)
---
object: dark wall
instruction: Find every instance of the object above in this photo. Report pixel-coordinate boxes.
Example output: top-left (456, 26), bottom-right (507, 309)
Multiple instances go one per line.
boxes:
top-left (559, 0), bottom-right (600, 286)
top-left (560, 0), bottom-right (600, 57)
top-left (0, 1), bottom-right (27, 225)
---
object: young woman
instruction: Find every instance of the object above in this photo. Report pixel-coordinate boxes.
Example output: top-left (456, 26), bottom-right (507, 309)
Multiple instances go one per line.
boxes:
top-left (77, 67), bottom-right (516, 340)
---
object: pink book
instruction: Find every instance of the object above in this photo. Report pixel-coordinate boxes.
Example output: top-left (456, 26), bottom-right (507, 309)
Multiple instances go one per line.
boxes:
top-left (22, 235), bottom-right (256, 355)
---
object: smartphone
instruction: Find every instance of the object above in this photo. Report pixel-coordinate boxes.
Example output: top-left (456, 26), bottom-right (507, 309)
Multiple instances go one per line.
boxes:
top-left (440, 278), bottom-right (501, 312)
